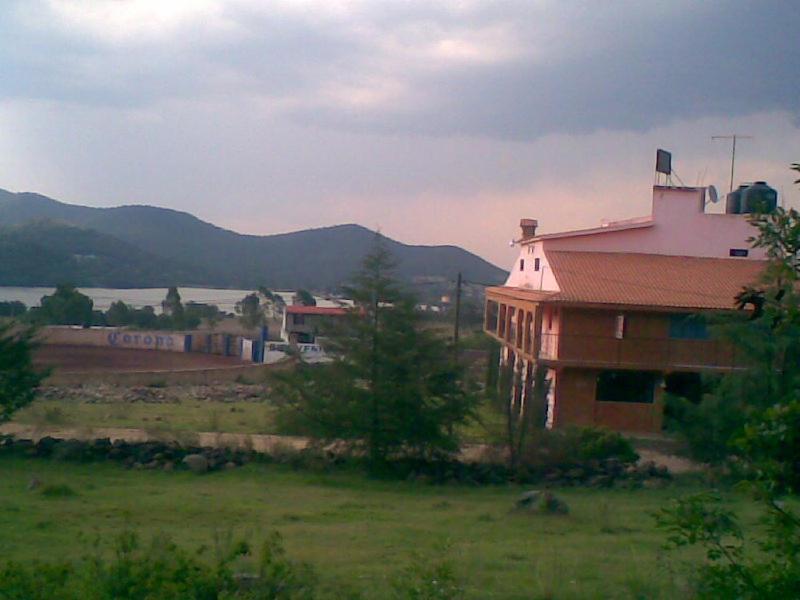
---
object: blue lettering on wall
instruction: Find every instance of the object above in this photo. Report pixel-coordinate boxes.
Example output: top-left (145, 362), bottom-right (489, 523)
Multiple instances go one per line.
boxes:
top-left (105, 330), bottom-right (180, 350)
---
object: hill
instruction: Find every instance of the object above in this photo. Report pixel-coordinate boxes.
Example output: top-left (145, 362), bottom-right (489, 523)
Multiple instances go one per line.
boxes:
top-left (0, 188), bottom-right (507, 289)
top-left (0, 221), bottom-right (205, 287)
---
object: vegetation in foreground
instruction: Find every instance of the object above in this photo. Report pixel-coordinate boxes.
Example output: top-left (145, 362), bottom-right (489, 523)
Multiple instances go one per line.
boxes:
top-left (0, 455), bottom-right (750, 599)
top-left (658, 165), bottom-right (800, 598)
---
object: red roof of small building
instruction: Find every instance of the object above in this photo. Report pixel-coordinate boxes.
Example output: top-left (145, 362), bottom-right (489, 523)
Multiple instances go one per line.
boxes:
top-left (285, 305), bottom-right (348, 316)
top-left (489, 251), bottom-right (766, 311)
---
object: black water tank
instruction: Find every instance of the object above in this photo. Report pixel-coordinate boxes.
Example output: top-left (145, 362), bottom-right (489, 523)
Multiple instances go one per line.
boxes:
top-left (726, 184), bottom-right (749, 214)
top-left (741, 181), bottom-right (778, 214)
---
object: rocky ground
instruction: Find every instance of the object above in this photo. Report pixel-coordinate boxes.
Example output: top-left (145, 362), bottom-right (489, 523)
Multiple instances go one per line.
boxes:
top-left (36, 382), bottom-right (270, 405)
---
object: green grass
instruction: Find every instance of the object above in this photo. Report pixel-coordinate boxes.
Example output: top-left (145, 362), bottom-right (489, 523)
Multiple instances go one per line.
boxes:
top-left (0, 455), bottom-right (762, 599)
top-left (13, 397), bottom-right (279, 434)
top-left (12, 393), bottom-right (501, 443)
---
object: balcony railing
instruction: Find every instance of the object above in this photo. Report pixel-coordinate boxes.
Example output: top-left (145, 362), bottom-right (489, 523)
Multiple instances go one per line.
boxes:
top-left (538, 332), bottom-right (745, 370)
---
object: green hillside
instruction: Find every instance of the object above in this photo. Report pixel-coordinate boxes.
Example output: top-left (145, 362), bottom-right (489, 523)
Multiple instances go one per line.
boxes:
top-left (0, 221), bottom-right (204, 287)
top-left (0, 188), bottom-right (507, 289)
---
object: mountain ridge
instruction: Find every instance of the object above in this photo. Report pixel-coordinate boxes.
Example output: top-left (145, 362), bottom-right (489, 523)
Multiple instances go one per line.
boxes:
top-left (0, 188), bottom-right (507, 289)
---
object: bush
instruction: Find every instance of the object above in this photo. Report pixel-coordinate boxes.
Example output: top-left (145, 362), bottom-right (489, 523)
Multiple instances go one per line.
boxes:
top-left (0, 530), bottom-right (317, 599)
top-left (392, 551), bottom-right (464, 600)
top-left (519, 426), bottom-right (638, 473)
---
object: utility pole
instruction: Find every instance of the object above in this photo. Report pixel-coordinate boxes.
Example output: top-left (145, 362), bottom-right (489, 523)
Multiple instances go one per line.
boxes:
top-left (453, 272), bottom-right (462, 362)
top-left (712, 134), bottom-right (753, 193)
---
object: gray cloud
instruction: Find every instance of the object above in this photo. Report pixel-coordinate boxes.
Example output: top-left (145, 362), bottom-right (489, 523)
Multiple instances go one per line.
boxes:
top-left (1, 1), bottom-right (797, 140)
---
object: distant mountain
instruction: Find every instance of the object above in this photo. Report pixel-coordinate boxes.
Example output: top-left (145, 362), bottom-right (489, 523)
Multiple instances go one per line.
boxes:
top-left (0, 221), bottom-right (205, 287)
top-left (0, 188), bottom-right (507, 289)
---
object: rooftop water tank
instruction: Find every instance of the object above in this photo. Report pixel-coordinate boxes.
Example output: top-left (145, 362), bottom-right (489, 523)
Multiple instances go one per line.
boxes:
top-left (725, 184), bottom-right (749, 214)
top-left (741, 181), bottom-right (778, 214)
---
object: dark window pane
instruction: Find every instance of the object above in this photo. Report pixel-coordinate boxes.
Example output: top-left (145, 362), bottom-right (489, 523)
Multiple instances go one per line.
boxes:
top-left (596, 370), bottom-right (656, 403)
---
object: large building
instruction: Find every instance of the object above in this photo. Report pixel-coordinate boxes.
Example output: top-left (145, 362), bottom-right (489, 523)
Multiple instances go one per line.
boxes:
top-left (484, 183), bottom-right (775, 433)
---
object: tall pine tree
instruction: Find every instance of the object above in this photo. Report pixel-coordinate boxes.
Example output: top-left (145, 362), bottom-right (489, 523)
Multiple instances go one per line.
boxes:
top-left (273, 237), bottom-right (476, 466)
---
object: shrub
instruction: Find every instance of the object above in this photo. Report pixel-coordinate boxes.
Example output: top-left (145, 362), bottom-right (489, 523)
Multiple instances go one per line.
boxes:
top-left (392, 551), bottom-right (464, 600)
top-left (0, 530), bottom-right (317, 599)
top-left (519, 426), bottom-right (638, 472)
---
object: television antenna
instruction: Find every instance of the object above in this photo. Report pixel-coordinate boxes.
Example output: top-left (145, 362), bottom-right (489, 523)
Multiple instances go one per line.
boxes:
top-left (712, 134), bottom-right (753, 193)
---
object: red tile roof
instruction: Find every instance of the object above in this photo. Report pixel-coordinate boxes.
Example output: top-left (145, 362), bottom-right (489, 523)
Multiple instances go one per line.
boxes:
top-left (490, 251), bottom-right (766, 310)
top-left (285, 305), bottom-right (348, 316)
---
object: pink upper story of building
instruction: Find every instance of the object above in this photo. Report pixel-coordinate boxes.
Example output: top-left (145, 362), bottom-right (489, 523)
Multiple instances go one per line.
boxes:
top-left (506, 186), bottom-right (766, 292)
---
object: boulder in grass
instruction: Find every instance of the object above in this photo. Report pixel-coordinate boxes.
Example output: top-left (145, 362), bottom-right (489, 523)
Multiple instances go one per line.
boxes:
top-left (515, 490), bottom-right (569, 515)
top-left (182, 454), bottom-right (209, 474)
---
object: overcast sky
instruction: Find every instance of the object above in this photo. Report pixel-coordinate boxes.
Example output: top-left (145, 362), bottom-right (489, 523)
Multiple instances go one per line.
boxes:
top-left (1, 0), bottom-right (798, 267)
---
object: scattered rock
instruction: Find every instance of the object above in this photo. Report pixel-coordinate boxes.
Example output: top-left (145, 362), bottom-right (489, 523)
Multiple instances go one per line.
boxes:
top-left (27, 476), bottom-right (42, 491)
top-left (224, 461), bottom-right (237, 471)
top-left (515, 490), bottom-right (569, 515)
top-left (183, 454), bottom-right (209, 474)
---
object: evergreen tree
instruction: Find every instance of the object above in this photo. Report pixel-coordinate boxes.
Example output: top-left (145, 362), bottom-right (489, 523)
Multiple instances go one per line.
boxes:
top-left (273, 238), bottom-right (476, 467)
top-left (0, 322), bottom-right (46, 423)
top-left (161, 287), bottom-right (185, 329)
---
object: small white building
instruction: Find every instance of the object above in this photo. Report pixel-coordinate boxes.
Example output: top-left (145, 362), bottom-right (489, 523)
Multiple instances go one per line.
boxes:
top-left (281, 305), bottom-right (348, 344)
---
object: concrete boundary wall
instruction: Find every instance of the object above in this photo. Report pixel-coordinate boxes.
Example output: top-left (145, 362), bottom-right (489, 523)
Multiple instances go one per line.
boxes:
top-left (41, 326), bottom-right (188, 352)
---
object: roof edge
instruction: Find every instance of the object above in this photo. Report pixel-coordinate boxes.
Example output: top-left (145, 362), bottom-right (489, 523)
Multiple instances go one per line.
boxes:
top-left (524, 219), bottom-right (654, 244)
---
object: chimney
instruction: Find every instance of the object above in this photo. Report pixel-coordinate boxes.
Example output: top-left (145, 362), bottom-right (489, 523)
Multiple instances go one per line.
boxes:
top-left (520, 218), bottom-right (538, 240)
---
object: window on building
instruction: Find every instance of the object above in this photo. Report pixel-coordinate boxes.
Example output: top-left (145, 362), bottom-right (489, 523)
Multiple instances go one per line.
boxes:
top-left (664, 372), bottom-right (704, 405)
top-left (596, 370), bottom-right (657, 403)
top-left (614, 314), bottom-right (626, 339)
top-left (534, 258), bottom-right (540, 271)
top-left (293, 314), bottom-right (305, 325)
top-left (669, 314), bottom-right (709, 339)
top-left (520, 259), bottom-right (525, 271)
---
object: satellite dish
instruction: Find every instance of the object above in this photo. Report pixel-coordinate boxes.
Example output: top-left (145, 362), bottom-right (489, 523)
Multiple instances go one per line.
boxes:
top-left (708, 185), bottom-right (720, 204)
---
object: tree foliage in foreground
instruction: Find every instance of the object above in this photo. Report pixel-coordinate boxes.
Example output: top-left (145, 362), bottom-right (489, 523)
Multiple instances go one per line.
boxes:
top-left (0, 322), bottom-right (46, 423)
top-left (658, 164), bottom-right (800, 598)
top-left (273, 239), bottom-right (476, 467)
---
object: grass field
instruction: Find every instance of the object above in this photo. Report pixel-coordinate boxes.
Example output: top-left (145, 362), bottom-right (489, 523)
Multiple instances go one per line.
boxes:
top-left (11, 386), bottom-right (505, 443)
top-left (13, 394), bottom-right (279, 435)
top-left (0, 455), bottom-right (762, 599)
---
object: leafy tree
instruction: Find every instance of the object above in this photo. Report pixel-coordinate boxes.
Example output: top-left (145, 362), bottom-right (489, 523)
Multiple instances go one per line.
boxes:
top-left (657, 163), bottom-right (800, 597)
top-left (259, 286), bottom-right (286, 319)
top-left (0, 322), bottom-right (46, 423)
top-left (489, 359), bottom-right (549, 471)
top-left (292, 289), bottom-right (316, 307)
top-left (185, 302), bottom-right (221, 329)
top-left (105, 300), bottom-right (131, 326)
top-left (273, 239), bottom-right (476, 467)
top-left (236, 293), bottom-right (264, 330)
top-left (0, 301), bottom-right (26, 318)
top-left (30, 283), bottom-right (94, 326)
top-left (131, 305), bottom-right (158, 329)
